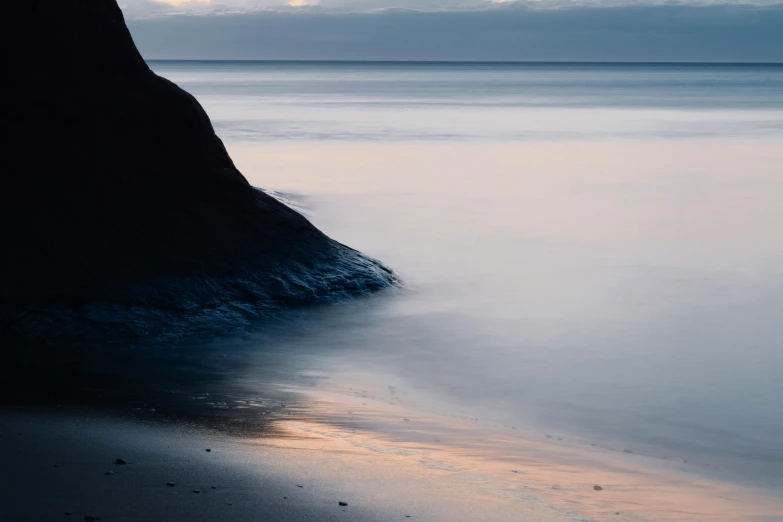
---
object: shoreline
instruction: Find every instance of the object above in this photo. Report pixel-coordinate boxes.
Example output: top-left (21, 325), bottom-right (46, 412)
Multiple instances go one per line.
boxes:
top-left (3, 386), bottom-right (781, 522)
top-left (0, 407), bottom-right (559, 522)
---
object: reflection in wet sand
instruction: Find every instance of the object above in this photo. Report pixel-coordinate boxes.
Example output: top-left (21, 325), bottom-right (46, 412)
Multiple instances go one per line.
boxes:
top-left (267, 383), bottom-right (783, 522)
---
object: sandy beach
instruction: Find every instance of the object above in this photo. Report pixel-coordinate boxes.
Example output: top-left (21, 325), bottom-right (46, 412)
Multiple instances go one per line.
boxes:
top-left (3, 377), bottom-right (782, 522)
top-left (0, 406), bottom-right (560, 522)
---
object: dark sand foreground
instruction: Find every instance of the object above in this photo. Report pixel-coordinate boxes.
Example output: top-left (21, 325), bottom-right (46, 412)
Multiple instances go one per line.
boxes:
top-left (0, 408), bottom-right (560, 522)
top-left (3, 389), bottom-right (782, 522)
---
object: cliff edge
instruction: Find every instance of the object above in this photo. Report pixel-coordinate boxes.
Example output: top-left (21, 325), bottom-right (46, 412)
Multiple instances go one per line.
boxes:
top-left (0, 1), bottom-right (396, 345)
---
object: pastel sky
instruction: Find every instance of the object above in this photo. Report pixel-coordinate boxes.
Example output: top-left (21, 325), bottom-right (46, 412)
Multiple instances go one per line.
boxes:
top-left (121, 0), bottom-right (783, 61)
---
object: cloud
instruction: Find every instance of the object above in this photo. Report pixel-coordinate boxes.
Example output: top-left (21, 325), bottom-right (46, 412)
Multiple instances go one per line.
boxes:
top-left (126, 4), bottom-right (783, 61)
top-left (120, 0), bottom-right (783, 18)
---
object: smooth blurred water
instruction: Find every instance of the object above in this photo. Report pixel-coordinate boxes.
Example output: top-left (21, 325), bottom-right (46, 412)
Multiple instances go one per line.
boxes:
top-left (150, 61), bottom-right (783, 488)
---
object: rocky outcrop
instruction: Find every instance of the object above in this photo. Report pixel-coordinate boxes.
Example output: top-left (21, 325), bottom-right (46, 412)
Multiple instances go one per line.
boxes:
top-left (1, 1), bottom-right (396, 345)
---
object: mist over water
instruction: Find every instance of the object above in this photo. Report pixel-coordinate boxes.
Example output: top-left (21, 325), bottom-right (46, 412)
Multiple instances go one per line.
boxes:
top-left (151, 61), bottom-right (783, 490)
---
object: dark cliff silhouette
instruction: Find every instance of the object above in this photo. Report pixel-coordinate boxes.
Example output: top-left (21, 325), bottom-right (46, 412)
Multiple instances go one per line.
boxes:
top-left (1, 1), bottom-right (396, 347)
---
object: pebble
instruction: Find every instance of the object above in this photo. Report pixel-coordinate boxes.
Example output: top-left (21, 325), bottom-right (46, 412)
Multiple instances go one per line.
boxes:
top-left (193, 489), bottom-right (201, 493)
top-left (211, 486), bottom-right (217, 490)
top-left (84, 517), bottom-right (100, 521)
top-left (64, 513), bottom-right (73, 517)
top-left (167, 482), bottom-right (176, 487)
top-left (205, 449), bottom-right (212, 452)
top-left (623, 449), bottom-right (633, 454)
top-left (104, 471), bottom-right (114, 476)
top-left (593, 485), bottom-right (603, 491)
top-left (551, 484), bottom-right (561, 490)
top-left (115, 458), bottom-right (127, 465)
top-left (338, 501), bottom-right (348, 506)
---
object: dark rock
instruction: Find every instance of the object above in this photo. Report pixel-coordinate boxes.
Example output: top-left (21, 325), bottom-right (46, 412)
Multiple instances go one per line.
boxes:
top-left (193, 489), bottom-right (201, 494)
top-left (339, 501), bottom-right (348, 506)
top-left (1, 0), bottom-right (397, 349)
top-left (104, 471), bottom-right (114, 476)
top-left (84, 517), bottom-right (100, 521)
top-left (205, 449), bottom-right (212, 453)
top-left (593, 485), bottom-right (603, 491)
top-left (296, 484), bottom-right (303, 487)
top-left (115, 458), bottom-right (127, 465)
top-left (211, 486), bottom-right (217, 490)
top-left (167, 482), bottom-right (176, 487)
top-left (64, 513), bottom-right (73, 517)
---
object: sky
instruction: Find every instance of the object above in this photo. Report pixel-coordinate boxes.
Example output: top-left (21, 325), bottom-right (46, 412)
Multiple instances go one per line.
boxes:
top-left (122, 0), bottom-right (783, 61)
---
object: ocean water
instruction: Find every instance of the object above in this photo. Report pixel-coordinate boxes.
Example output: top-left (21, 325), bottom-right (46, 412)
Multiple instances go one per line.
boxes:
top-left (149, 61), bottom-right (783, 495)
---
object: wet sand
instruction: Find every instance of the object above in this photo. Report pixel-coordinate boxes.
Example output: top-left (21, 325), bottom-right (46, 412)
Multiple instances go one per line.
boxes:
top-left (2, 389), bottom-right (781, 522)
top-left (0, 408), bottom-right (563, 522)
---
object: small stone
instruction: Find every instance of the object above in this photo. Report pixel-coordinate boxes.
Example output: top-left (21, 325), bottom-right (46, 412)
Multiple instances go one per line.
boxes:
top-left (545, 434), bottom-right (552, 439)
top-left (403, 418), bottom-right (410, 422)
top-left (510, 470), bottom-right (519, 473)
top-left (623, 449), bottom-right (633, 454)
top-left (84, 517), bottom-right (100, 521)
top-left (167, 482), bottom-right (176, 487)
top-left (593, 485), bottom-right (603, 491)
top-left (284, 496), bottom-right (288, 499)
top-left (64, 513), bottom-right (73, 516)
top-left (115, 458), bottom-right (127, 465)
top-left (104, 471), bottom-right (114, 476)
top-left (551, 484), bottom-right (561, 490)
top-left (205, 449), bottom-right (212, 452)
top-left (615, 513), bottom-right (620, 515)
top-left (296, 485), bottom-right (303, 488)
top-left (338, 501), bottom-right (348, 506)
top-left (193, 489), bottom-right (201, 493)
top-left (211, 486), bottom-right (217, 489)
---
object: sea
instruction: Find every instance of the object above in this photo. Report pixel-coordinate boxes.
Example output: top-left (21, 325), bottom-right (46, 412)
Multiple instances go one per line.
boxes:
top-left (148, 61), bottom-right (783, 502)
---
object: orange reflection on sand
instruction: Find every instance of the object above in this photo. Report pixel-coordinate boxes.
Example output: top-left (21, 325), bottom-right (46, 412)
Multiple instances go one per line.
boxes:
top-left (263, 388), bottom-right (783, 522)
